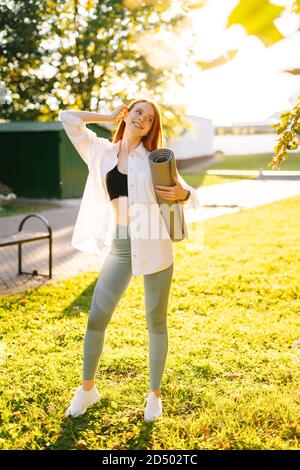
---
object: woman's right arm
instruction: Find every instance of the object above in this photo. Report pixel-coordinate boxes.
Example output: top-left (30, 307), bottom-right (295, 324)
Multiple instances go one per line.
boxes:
top-left (62, 104), bottom-right (128, 124)
top-left (59, 105), bottom-right (128, 166)
top-left (62, 110), bottom-right (114, 124)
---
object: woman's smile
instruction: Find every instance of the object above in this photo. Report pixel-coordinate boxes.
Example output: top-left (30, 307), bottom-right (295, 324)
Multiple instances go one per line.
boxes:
top-left (132, 121), bottom-right (143, 129)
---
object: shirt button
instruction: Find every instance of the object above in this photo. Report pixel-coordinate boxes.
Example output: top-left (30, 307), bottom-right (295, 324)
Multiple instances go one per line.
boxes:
top-left (130, 184), bottom-right (133, 187)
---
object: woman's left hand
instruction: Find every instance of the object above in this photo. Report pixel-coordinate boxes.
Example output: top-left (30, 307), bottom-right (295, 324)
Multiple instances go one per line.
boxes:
top-left (155, 176), bottom-right (189, 201)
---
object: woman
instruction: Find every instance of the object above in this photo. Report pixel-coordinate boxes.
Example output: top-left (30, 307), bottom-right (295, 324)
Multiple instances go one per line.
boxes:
top-left (59, 99), bottom-right (199, 421)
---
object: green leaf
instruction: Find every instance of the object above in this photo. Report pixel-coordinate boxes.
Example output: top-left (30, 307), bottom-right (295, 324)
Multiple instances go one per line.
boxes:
top-left (227, 0), bottom-right (285, 46)
top-left (196, 50), bottom-right (238, 70)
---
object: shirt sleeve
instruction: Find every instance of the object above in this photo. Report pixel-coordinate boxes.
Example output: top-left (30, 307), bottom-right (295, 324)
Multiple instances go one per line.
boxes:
top-left (176, 172), bottom-right (200, 210)
top-left (58, 110), bottom-right (109, 167)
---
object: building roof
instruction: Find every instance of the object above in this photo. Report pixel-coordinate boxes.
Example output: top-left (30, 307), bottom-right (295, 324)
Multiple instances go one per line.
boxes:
top-left (0, 121), bottom-right (111, 133)
top-left (0, 121), bottom-right (63, 132)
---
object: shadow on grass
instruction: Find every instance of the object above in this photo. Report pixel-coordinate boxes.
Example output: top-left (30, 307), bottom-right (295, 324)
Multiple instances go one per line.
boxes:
top-left (51, 396), bottom-right (156, 450)
top-left (61, 278), bottom-right (98, 318)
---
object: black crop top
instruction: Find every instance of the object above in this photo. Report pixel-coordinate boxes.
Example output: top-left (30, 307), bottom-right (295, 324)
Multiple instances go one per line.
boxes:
top-left (106, 164), bottom-right (128, 201)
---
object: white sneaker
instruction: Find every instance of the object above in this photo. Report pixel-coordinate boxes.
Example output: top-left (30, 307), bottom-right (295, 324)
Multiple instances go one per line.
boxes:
top-left (144, 391), bottom-right (163, 422)
top-left (65, 385), bottom-right (101, 418)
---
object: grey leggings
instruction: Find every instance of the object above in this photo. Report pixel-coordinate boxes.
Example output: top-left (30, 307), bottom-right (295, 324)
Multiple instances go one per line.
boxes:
top-left (83, 223), bottom-right (174, 390)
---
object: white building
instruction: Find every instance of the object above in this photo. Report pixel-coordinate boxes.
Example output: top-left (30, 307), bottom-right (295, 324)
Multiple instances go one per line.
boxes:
top-left (165, 114), bottom-right (214, 160)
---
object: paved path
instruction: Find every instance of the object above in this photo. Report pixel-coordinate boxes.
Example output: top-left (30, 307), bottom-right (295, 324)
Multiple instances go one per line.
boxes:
top-left (195, 178), bottom-right (300, 210)
top-left (1, 179), bottom-right (300, 296)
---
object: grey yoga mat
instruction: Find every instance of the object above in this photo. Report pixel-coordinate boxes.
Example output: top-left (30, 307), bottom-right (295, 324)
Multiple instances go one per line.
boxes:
top-left (148, 148), bottom-right (188, 242)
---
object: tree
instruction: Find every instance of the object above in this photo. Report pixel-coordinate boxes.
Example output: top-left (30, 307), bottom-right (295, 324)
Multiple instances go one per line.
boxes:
top-left (222, 0), bottom-right (300, 168)
top-left (1, 0), bottom-right (299, 149)
top-left (0, 0), bottom-right (57, 120)
top-left (195, 0), bottom-right (300, 168)
top-left (270, 100), bottom-right (300, 168)
top-left (268, 0), bottom-right (300, 168)
top-left (0, 0), bottom-right (197, 138)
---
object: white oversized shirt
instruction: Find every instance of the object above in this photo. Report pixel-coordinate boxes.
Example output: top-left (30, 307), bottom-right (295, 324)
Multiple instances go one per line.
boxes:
top-left (59, 110), bottom-right (200, 275)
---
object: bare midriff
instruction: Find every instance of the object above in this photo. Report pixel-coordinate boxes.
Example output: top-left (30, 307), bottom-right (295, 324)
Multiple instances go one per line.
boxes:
top-left (109, 151), bottom-right (131, 227)
top-left (110, 196), bottom-right (130, 227)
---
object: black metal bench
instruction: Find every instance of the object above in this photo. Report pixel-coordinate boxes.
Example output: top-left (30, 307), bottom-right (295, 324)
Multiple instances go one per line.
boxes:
top-left (0, 214), bottom-right (52, 279)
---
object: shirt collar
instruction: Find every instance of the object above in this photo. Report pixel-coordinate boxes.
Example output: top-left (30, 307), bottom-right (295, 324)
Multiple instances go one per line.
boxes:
top-left (112, 139), bottom-right (149, 158)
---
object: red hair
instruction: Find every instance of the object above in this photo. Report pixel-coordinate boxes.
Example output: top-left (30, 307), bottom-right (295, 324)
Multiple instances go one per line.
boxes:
top-left (112, 99), bottom-right (162, 151)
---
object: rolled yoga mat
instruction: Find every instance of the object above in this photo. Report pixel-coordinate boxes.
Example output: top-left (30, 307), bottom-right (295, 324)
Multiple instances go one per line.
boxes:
top-left (148, 148), bottom-right (188, 242)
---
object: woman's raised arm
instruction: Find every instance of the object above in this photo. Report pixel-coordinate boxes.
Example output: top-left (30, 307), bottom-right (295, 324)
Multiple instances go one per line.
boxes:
top-left (64, 104), bottom-right (128, 124)
top-left (58, 104), bottom-right (128, 167)
top-left (64, 110), bottom-right (114, 124)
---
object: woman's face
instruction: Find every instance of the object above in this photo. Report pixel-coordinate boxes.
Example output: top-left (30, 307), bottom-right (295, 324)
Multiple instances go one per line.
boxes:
top-left (124, 102), bottom-right (155, 137)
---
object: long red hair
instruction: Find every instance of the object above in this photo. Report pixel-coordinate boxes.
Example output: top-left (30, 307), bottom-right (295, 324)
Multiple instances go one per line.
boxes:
top-left (112, 99), bottom-right (162, 151)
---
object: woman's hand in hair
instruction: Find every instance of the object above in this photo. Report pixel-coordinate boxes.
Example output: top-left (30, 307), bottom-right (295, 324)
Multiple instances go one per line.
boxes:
top-left (110, 104), bottom-right (129, 122)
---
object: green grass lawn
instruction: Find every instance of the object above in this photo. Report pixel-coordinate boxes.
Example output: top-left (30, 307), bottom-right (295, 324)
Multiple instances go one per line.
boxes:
top-left (209, 152), bottom-right (300, 171)
top-left (181, 173), bottom-right (255, 188)
top-left (181, 152), bottom-right (300, 188)
top-left (0, 202), bottom-right (61, 218)
top-left (1, 195), bottom-right (300, 450)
